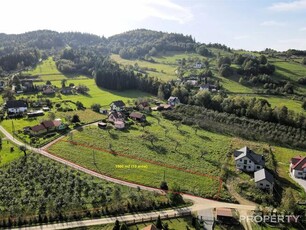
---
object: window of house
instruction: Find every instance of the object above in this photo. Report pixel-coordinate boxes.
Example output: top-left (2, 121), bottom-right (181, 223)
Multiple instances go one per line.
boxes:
top-left (248, 166), bottom-right (251, 169)
top-left (249, 160), bottom-right (251, 163)
top-left (257, 166), bottom-right (260, 169)
top-left (260, 183), bottom-right (263, 186)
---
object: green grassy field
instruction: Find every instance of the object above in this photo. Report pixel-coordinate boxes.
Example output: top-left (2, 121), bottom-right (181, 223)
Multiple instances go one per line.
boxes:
top-left (31, 78), bottom-right (150, 108)
top-left (0, 134), bottom-right (23, 167)
top-left (111, 54), bottom-right (178, 81)
top-left (48, 114), bottom-right (229, 199)
top-left (25, 57), bottom-right (88, 81)
top-left (46, 111), bottom-right (306, 202)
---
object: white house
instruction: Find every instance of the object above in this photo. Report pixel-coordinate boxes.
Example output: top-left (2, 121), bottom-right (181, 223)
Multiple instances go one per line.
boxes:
top-left (234, 146), bottom-right (265, 172)
top-left (6, 100), bottom-right (28, 115)
top-left (290, 156), bottom-right (306, 179)
top-left (167, 96), bottom-right (180, 106)
top-left (199, 84), bottom-right (217, 92)
top-left (110, 100), bottom-right (125, 112)
top-left (254, 168), bottom-right (274, 191)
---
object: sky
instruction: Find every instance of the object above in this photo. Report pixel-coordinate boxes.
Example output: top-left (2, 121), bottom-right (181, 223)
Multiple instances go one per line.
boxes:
top-left (1, 0), bottom-right (306, 51)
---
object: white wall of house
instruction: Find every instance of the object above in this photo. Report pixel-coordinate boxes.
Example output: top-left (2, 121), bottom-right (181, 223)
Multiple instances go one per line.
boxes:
top-left (111, 104), bottom-right (124, 111)
top-left (235, 156), bottom-right (263, 172)
top-left (292, 169), bottom-right (306, 178)
top-left (256, 180), bottom-right (273, 191)
top-left (8, 107), bottom-right (27, 113)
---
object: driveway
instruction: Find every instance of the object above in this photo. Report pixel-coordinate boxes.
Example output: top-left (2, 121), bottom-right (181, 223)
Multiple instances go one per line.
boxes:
top-left (290, 173), bottom-right (306, 192)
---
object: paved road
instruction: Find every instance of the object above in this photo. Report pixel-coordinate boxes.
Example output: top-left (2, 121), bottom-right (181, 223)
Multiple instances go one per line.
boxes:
top-left (0, 125), bottom-right (256, 230)
top-left (197, 208), bottom-right (214, 230)
top-left (290, 173), bottom-right (306, 192)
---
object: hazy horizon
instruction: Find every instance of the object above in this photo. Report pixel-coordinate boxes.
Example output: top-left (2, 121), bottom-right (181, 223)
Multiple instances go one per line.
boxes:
top-left (1, 0), bottom-right (306, 51)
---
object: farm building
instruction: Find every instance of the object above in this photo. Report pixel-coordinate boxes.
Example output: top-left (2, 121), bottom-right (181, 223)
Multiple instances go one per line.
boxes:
top-left (27, 110), bottom-right (44, 117)
top-left (30, 124), bottom-right (47, 136)
top-left (114, 121), bottom-right (125, 129)
top-left (129, 112), bottom-right (146, 122)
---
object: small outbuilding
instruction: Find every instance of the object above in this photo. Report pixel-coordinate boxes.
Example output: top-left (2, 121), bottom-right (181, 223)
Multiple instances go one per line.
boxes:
top-left (129, 112), bottom-right (146, 122)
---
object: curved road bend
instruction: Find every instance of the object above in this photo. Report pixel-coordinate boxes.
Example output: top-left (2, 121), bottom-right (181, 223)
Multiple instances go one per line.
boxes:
top-left (0, 125), bottom-right (256, 230)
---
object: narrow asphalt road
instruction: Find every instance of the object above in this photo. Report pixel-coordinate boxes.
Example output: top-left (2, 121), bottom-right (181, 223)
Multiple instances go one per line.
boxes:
top-left (0, 125), bottom-right (256, 230)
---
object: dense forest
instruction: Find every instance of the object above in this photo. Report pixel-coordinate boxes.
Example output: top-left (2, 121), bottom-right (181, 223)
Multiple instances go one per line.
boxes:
top-left (108, 29), bottom-right (196, 59)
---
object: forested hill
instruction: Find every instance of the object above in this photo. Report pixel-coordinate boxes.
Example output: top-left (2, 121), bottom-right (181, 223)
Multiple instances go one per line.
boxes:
top-left (0, 30), bottom-right (106, 52)
top-left (108, 29), bottom-right (196, 59)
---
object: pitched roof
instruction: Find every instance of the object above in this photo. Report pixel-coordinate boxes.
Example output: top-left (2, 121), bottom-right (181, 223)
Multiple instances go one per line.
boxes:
top-left (31, 124), bottom-right (47, 132)
top-left (142, 225), bottom-right (158, 230)
top-left (130, 112), bottom-right (145, 119)
top-left (216, 208), bottom-right (233, 217)
top-left (53, 120), bottom-right (62, 127)
top-left (291, 156), bottom-right (302, 166)
top-left (111, 100), bottom-right (125, 107)
top-left (6, 100), bottom-right (27, 108)
top-left (234, 146), bottom-right (265, 166)
top-left (292, 157), bottom-right (306, 171)
top-left (254, 168), bottom-right (274, 184)
top-left (41, 120), bottom-right (55, 128)
top-left (168, 96), bottom-right (179, 102)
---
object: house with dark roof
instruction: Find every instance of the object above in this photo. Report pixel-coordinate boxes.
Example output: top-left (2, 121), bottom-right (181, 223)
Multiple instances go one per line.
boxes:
top-left (254, 168), bottom-right (274, 191)
top-left (129, 112), bottom-right (146, 122)
top-left (110, 100), bottom-right (126, 111)
top-left (290, 156), bottom-right (306, 179)
top-left (43, 87), bottom-right (55, 95)
top-left (167, 96), bottom-right (180, 106)
top-left (30, 124), bottom-right (47, 136)
top-left (108, 111), bottom-right (125, 123)
top-left (234, 146), bottom-right (265, 172)
top-left (199, 84), bottom-right (217, 92)
top-left (60, 87), bottom-right (73, 95)
top-left (6, 100), bottom-right (28, 115)
top-left (41, 120), bottom-right (56, 132)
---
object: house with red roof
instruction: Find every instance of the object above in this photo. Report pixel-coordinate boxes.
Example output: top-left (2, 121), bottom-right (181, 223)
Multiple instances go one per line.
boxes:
top-left (290, 156), bottom-right (306, 179)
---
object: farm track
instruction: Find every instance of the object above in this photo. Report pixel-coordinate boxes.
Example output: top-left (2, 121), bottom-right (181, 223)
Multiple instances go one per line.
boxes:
top-left (0, 125), bottom-right (256, 230)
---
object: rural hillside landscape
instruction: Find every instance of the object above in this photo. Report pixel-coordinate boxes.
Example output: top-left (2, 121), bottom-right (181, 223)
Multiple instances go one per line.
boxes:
top-left (1, 1), bottom-right (306, 230)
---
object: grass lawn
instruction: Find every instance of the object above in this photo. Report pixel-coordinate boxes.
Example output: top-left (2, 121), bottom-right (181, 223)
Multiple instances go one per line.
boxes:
top-left (111, 54), bottom-right (178, 81)
top-left (47, 110), bottom-right (306, 202)
top-left (0, 134), bottom-right (23, 167)
top-left (48, 113), bottom-right (232, 200)
top-left (25, 57), bottom-right (88, 81)
top-left (33, 78), bottom-right (150, 108)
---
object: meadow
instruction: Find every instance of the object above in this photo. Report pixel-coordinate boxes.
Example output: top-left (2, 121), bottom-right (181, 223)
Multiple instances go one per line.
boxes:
top-left (46, 110), bottom-right (306, 204)
top-left (111, 54), bottom-right (178, 81)
top-left (48, 114), bottom-right (230, 200)
top-left (0, 134), bottom-right (23, 167)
